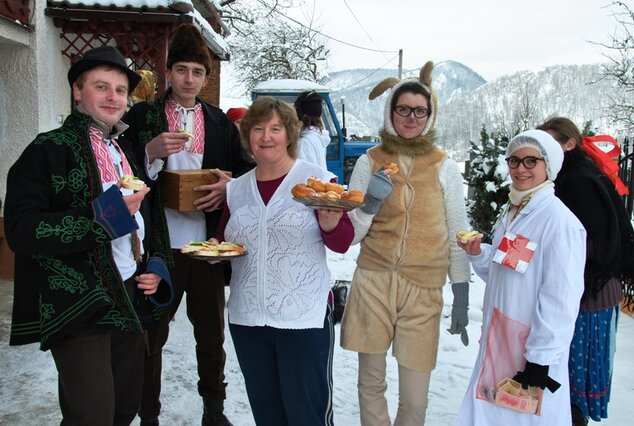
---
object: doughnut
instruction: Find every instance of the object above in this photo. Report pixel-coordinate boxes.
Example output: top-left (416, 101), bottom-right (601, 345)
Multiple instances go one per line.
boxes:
top-left (325, 182), bottom-right (345, 194)
top-left (341, 189), bottom-right (364, 204)
top-left (291, 183), bottom-right (317, 198)
top-left (307, 176), bottom-right (327, 192)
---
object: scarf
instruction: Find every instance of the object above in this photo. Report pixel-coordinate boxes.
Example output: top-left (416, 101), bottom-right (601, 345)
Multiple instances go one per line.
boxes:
top-left (506, 181), bottom-right (553, 224)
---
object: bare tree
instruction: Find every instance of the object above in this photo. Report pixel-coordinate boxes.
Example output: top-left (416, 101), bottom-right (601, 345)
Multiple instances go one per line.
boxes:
top-left (222, 0), bottom-right (329, 92)
top-left (595, 1), bottom-right (634, 130)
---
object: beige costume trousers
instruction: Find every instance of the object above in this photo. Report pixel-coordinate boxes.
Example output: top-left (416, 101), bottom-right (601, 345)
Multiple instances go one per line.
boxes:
top-left (340, 267), bottom-right (444, 371)
top-left (358, 352), bottom-right (431, 426)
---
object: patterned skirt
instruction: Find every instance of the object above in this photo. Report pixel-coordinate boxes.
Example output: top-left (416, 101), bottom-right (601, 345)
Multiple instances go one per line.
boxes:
top-left (568, 306), bottom-right (619, 421)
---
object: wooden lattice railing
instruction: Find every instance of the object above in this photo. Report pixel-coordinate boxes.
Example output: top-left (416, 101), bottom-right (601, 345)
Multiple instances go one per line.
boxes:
top-left (0, 0), bottom-right (30, 25)
top-left (58, 21), bottom-right (177, 96)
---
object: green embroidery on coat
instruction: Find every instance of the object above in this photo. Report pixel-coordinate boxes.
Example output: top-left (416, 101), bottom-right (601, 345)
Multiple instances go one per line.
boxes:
top-left (35, 256), bottom-right (89, 294)
top-left (101, 309), bottom-right (129, 330)
top-left (146, 108), bottom-right (160, 126)
top-left (36, 216), bottom-right (92, 243)
top-left (139, 129), bottom-right (155, 145)
top-left (40, 303), bottom-right (55, 321)
top-left (52, 175), bottom-right (65, 193)
top-left (67, 168), bottom-right (87, 192)
top-left (51, 168), bottom-right (88, 194)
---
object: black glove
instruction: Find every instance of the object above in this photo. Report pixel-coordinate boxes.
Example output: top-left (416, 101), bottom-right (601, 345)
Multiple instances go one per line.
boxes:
top-left (513, 361), bottom-right (561, 393)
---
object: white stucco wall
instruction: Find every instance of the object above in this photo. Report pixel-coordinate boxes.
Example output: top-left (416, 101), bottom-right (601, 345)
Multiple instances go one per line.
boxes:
top-left (0, 1), bottom-right (69, 208)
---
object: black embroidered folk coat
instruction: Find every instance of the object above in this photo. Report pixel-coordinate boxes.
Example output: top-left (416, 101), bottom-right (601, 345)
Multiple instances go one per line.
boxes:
top-left (5, 111), bottom-right (170, 350)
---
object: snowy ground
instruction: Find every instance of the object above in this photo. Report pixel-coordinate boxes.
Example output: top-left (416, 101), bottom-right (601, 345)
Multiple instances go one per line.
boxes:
top-left (1, 245), bottom-right (633, 425)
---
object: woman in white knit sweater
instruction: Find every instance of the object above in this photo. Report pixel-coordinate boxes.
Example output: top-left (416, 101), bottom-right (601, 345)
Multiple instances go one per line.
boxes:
top-left (217, 97), bottom-right (354, 426)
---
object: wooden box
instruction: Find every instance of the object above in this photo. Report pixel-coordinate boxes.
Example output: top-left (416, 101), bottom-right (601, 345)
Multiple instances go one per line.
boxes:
top-left (162, 169), bottom-right (232, 212)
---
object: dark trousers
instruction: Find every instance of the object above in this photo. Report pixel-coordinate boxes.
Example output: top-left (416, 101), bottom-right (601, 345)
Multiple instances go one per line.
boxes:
top-left (229, 304), bottom-right (334, 426)
top-left (140, 250), bottom-right (227, 419)
top-left (50, 326), bottom-right (144, 426)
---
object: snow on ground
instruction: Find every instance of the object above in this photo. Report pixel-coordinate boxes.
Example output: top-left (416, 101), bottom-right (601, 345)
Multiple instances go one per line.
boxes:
top-left (1, 245), bottom-right (633, 425)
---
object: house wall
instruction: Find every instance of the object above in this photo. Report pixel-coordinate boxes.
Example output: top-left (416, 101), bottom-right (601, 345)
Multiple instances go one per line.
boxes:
top-left (199, 57), bottom-right (221, 107)
top-left (0, 0), bottom-right (69, 207)
top-left (0, 1), bottom-right (69, 278)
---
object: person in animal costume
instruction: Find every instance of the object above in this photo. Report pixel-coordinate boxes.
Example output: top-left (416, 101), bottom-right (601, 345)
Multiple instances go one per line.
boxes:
top-left (339, 61), bottom-right (471, 425)
top-left (123, 24), bottom-right (254, 426)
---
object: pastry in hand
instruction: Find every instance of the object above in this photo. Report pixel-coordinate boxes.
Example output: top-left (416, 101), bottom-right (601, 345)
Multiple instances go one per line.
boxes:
top-left (384, 162), bottom-right (399, 175)
top-left (119, 175), bottom-right (146, 191)
top-left (457, 230), bottom-right (483, 244)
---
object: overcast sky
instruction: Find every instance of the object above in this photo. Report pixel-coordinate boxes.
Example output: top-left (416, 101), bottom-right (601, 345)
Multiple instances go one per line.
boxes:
top-left (288, 0), bottom-right (623, 81)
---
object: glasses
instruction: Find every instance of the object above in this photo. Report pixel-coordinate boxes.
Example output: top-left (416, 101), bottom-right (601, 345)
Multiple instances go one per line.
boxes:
top-left (393, 105), bottom-right (430, 119)
top-left (505, 156), bottom-right (545, 169)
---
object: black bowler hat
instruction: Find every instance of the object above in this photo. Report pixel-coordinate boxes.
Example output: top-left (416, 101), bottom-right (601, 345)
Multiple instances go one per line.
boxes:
top-left (67, 46), bottom-right (142, 92)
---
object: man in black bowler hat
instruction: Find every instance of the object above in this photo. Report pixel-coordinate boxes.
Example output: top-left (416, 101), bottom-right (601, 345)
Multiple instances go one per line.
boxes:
top-left (4, 45), bottom-right (173, 425)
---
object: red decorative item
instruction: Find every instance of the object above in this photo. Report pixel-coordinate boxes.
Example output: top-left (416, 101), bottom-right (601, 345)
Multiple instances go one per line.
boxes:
top-left (493, 233), bottom-right (537, 273)
top-left (581, 135), bottom-right (629, 195)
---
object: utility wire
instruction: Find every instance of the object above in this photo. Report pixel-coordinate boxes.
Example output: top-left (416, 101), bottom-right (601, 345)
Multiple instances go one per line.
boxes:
top-left (340, 0), bottom-right (390, 61)
top-left (255, 0), bottom-right (398, 54)
top-left (336, 53), bottom-right (401, 91)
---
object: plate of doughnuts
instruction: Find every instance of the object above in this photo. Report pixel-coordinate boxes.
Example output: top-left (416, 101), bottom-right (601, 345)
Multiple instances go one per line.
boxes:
top-left (291, 176), bottom-right (364, 211)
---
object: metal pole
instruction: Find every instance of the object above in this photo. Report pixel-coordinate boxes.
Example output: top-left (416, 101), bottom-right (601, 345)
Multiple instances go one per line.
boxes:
top-left (398, 49), bottom-right (403, 79)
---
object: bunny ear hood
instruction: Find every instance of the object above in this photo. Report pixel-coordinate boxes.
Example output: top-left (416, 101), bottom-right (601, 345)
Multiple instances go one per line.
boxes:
top-left (369, 77), bottom-right (400, 100)
top-left (369, 60), bottom-right (438, 138)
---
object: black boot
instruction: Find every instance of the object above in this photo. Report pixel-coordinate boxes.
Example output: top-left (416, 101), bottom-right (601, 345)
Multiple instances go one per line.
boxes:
top-left (202, 398), bottom-right (233, 426)
top-left (571, 404), bottom-right (588, 426)
top-left (140, 418), bottom-right (159, 426)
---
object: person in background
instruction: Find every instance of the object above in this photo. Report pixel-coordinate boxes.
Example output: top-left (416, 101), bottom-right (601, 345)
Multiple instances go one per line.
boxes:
top-left (537, 117), bottom-right (634, 425)
top-left (216, 96), bottom-right (353, 425)
top-left (122, 24), bottom-right (254, 426)
top-left (4, 45), bottom-right (172, 425)
top-left (340, 61), bottom-right (471, 425)
top-left (226, 107), bottom-right (247, 129)
top-left (294, 90), bottom-right (330, 170)
top-left (456, 129), bottom-right (586, 426)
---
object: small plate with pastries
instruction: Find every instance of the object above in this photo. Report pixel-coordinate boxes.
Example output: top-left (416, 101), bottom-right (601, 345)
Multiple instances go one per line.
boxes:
top-left (180, 239), bottom-right (247, 261)
top-left (291, 177), bottom-right (364, 212)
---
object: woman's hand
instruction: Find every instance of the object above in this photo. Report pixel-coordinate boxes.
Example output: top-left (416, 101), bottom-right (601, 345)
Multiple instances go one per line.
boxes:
top-left (317, 208), bottom-right (343, 233)
top-left (193, 169), bottom-right (232, 212)
top-left (456, 235), bottom-right (482, 256)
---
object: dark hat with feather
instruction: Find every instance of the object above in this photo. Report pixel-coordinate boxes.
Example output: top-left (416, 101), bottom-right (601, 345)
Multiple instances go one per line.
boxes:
top-left (167, 24), bottom-right (212, 74)
top-left (369, 61), bottom-right (438, 137)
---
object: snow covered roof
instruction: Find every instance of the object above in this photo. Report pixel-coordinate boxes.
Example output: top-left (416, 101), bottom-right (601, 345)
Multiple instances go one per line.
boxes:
top-left (47, 1), bottom-right (229, 59)
top-left (252, 79), bottom-right (330, 94)
top-left (48, 1), bottom-right (192, 8)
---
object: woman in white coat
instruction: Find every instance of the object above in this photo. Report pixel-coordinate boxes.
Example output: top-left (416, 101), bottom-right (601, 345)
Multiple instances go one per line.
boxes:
top-left (456, 129), bottom-right (586, 426)
top-left (294, 90), bottom-right (330, 170)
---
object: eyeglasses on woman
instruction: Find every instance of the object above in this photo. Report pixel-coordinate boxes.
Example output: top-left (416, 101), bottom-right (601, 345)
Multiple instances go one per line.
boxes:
top-left (393, 105), bottom-right (430, 119)
top-left (505, 156), bottom-right (545, 169)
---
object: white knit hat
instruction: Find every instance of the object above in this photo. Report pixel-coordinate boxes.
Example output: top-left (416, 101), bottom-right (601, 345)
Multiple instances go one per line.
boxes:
top-left (506, 129), bottom-right (564, 181)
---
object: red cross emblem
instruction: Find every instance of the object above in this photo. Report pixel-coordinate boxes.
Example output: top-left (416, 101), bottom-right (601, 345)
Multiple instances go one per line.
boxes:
top-left (493, 233), bottom-right (537, 273)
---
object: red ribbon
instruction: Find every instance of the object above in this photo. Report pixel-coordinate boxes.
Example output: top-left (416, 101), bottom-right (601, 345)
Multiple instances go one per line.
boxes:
top-left (581, 136), bottom-right (629, 195)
